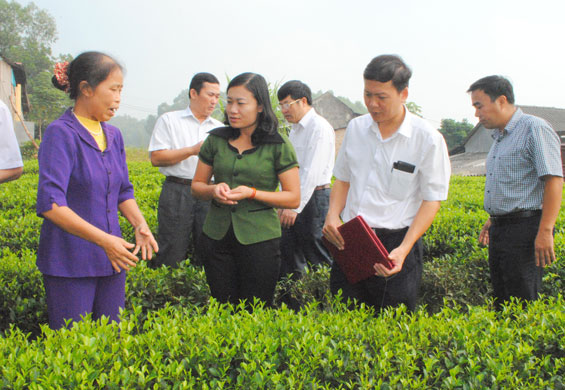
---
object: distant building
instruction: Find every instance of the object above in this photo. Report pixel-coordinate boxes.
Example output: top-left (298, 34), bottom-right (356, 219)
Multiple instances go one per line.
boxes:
top-left (312, 92), bottom-right (361, 154)
top-left (0, 56), bottom-right (34, 145)
top-left (450, 105), bottom-right (565, 176)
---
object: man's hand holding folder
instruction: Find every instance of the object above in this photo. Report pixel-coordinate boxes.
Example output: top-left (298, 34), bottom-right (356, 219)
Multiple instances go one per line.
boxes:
top-left (322, 215), bottom-right (401, 284)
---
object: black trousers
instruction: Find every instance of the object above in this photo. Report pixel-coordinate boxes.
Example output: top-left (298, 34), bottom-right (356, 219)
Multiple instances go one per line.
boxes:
top-left (280, 188), bottom-right (333, 279)
top-left (489, 214), bottom-right (544, 310)
top-left (330, 227), bottom-right (423, 312)
top-left (200, 225), bottom-right (281, 307)
top-left (152, 180), bottom-right (209, 268)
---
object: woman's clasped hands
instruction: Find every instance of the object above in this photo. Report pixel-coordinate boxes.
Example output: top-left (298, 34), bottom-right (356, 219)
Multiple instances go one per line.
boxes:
top-left (213, 183), bottom-right (255, 205)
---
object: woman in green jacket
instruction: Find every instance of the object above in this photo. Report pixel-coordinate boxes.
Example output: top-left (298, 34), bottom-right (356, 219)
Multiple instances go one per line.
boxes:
top-left (192, 72), bottom-right (300, 307)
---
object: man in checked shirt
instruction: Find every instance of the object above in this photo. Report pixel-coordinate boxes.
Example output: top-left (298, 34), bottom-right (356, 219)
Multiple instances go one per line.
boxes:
top-left (468, 75), bottom-right (563, 310)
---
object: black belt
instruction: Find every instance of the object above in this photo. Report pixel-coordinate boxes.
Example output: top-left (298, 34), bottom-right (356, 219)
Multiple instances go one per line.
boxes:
top-left (490, 210), bottom-right (541, 226)
top-left (373, 226), bottom-right (408, 236)
top-left (166, 176), bottom-right (192, 185)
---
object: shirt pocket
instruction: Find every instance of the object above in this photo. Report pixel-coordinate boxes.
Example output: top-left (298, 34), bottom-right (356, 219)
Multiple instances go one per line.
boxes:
top-left (388, 168), bottom-right (417, 200)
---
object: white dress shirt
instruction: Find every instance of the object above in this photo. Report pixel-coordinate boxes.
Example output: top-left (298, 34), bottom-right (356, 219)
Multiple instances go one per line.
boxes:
top-left (334, 110), bottom-right (451, 229)
top-left (148, 106), bottom-right (223, 179)
top-left (0, 100), bottom-right (23, 170)
top-left (290, 108), bottom-right (335, 213)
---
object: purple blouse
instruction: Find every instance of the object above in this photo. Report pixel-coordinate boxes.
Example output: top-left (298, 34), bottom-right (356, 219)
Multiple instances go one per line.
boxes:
top-left (36, 109), bottom-right (134, 277)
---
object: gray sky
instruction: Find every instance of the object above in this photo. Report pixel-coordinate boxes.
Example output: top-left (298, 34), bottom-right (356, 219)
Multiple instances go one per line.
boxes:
top-left (28, 0), bottom-right (565, 128)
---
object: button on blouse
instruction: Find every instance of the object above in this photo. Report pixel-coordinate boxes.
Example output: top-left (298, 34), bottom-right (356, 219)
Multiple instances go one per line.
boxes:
top-left (36, 109), bottom-right (135, 277)
top-left (198, 126), bottom-right (298, 244)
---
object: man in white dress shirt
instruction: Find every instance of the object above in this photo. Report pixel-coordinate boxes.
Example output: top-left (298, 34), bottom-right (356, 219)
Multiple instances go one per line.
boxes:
top-left (277, 80), bottom-right (335, 285)
top-left (323, 55), bottom-right (451, 312)
top-left (0, 100), bottom-right (23, 184)
top-left (149, 73), bottom-right (222, 268)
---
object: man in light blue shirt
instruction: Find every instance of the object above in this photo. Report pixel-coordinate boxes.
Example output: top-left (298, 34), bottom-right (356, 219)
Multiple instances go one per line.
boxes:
top-left (469, 75), bottom-right (563, 310)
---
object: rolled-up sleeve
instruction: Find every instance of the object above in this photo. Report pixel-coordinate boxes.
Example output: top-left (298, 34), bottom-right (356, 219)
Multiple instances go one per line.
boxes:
top-left (36, 125), bottom-right (75, 216)
top-left (117, 132), bottom-right (135, 204)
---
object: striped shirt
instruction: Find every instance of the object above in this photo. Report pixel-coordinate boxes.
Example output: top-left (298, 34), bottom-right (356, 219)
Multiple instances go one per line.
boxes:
top-left (484, 108), bottom-right (562, 215)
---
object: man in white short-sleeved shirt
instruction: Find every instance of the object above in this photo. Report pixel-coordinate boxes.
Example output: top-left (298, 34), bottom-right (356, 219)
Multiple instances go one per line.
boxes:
top-left (323, 55), bottom-right (451, 312)
top-left (148, 73), bottom-right (222, 267)
top-left (276, 80), bottom-right (335, 288)
top-left (0, 100), bottom-right (23, 184)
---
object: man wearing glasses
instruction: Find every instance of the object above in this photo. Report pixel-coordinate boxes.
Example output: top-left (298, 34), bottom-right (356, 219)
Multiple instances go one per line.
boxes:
top-left (277, 80), bottom-right (335, 296)
top-left (148, 72), bottom-right (222, 268)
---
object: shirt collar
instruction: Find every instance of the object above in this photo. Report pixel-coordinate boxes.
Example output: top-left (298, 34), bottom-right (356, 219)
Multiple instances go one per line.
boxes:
top-left (62, 108), bottom-right (115, 151)
top-left (370, 105), bottom-right (413, 140)
top-left (504, 107), bottom-right (523, 134)
top-left (293, 107), bottom-right (316, 132)
top-left (396, 108), bottom-right (413, 138)
top-left (182, 105), bottom-right (217, 125)
top-left (492, 107), bottom-right (522, 140)
top-left (209, 126), bottom-right (285, 144)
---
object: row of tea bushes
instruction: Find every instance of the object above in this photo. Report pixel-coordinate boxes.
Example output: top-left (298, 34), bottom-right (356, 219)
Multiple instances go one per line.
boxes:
top-left (1, 160), bottom-right (565, 332)
top-left (2, 297), bottom-right (564, 389)
top-left (0, 160), bottom-right (162, 254)
top-left (0, 245), bottom-right (333, 337)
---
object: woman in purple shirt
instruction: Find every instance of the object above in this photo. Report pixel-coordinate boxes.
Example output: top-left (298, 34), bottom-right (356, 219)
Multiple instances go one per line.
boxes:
top-left (37, 51), bottom-right (158, 330)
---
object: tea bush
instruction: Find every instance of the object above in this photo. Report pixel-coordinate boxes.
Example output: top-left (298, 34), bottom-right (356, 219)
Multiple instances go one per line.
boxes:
top-left (1, 161), bottom-right (565, 329)
top-left (2, 160), bottom-right (565, 387)
top-left (1, 298), bottom-right (564, 388)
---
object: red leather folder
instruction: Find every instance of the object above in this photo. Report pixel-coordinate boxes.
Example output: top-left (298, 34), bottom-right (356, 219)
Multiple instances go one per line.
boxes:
top-left (323, 215), bottom-right (392, 284)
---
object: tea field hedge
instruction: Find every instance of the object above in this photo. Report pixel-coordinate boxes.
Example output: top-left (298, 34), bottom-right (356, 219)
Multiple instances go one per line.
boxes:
top-left (2, 299), bottom-right (565, 389)
top-left (1, 159), bottom-right (564, 388)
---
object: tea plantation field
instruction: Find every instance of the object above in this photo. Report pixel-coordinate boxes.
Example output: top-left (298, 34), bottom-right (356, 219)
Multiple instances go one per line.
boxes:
top-left (0, 159), bottom-right (563, 388)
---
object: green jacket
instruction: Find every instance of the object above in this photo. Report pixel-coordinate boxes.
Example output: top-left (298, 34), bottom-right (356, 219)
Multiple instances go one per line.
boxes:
top-left (199, 126), bottom-right (298, 245)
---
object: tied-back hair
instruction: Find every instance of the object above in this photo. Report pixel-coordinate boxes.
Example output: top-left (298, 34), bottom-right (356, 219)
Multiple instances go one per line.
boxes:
top-left (52, 51), bottom-right (123, 100)
top-left (363, 54), bottom-right (412, 92)
top-left (467, 75), bottom-right (515, 104)
top-left (224, 72), bottom-right (278, 145)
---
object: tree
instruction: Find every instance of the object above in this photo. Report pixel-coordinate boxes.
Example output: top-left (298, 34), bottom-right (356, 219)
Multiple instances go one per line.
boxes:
top-left (0, 0), bottom-right (57, 80)
top-left (109, 114), bottom-right (150, 148)
top-left (26, 70), bottom-right (70, 138)
top-left (157, 89), bottom-right (189, 117)
top-left (406, 102), bottom-right (422, 117)
top-left (438, 118), bottom-right (474, 150)
top-left (0, 1), bottom-right (72, 137)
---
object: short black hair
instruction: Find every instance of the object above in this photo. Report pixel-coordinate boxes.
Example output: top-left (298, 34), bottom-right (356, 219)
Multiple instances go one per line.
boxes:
top-left (52, 51), bottom-right (123, 100)
top-left (189, 72), bottom-right (219, 96)
top-left (467, 75), bottom-right (515, 104)
top-left (224, 72), bottom-right (278, 145)
top-left (277, 80), bottom-right (312, 105)
top-left (363, 54), bottom-right (412, 92)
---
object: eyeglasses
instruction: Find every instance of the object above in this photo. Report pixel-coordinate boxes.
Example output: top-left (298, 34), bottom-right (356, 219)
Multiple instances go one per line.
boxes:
top-left (278, 99), bottom-right (301, 110)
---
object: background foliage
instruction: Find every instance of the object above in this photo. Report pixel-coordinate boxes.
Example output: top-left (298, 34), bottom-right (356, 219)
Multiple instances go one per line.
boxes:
top-left (438, 118), bottom-right (474, 151)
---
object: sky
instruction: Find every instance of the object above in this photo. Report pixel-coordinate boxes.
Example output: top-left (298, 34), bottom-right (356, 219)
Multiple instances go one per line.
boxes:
top-left (26, 0), bottom-right (565, 128)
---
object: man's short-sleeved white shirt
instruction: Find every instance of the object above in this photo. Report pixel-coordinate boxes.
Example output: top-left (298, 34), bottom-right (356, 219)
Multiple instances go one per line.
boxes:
top-left (0, 100), bottom-right (23, 170)
top-left (148, 105), bottom-right (223, 179)
top-left (289, 108), bottom-right (335, 213)
top-left (334, 110), bottom-right (451, 229)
